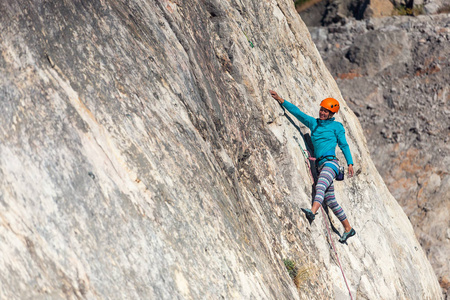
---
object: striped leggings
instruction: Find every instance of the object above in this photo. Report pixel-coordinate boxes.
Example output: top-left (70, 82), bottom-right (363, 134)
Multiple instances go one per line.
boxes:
top-left (314, 162), bottom-right (347, 222)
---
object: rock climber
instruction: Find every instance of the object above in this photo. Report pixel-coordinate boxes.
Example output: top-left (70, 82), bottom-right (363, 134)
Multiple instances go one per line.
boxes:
top-left (269, 90), bottom-right (356, 244)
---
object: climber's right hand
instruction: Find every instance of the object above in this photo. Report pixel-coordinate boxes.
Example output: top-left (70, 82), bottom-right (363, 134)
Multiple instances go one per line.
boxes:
top-left (269, 90), bottom-right (284, 104)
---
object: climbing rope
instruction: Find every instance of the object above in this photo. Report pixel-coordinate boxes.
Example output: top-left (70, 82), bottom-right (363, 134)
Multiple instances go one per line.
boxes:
top-left (287, 112), bottom-right (354, 300)
top-left (320, 205), bottom-right (354, 300)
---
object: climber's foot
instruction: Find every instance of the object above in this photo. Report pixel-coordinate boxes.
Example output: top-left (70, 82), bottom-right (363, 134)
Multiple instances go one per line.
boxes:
top-left (301, 208), bottom-right (316, 224)
top-left (339, 228), bottom-right (356, 244)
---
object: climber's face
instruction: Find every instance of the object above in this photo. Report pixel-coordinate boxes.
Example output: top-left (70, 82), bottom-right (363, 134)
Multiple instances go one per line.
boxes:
top-left (319, 107), bottom-right (333, 120)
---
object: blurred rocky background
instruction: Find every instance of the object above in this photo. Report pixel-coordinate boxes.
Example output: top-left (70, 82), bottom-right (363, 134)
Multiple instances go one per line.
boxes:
top-left (297, 0), bottom-right (450, 26)
top-left (301, 0), bottom-right (450, 295)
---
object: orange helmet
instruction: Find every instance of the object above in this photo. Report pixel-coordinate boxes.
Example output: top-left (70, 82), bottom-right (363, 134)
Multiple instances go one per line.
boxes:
top-left (320, 98), bottom-right (340, 113)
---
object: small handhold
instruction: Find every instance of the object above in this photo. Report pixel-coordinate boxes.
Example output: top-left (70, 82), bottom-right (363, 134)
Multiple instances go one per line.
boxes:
top-left (45, 53), bottom-right (55, 68)
top-left (88, 172), bottom-right (95, 180)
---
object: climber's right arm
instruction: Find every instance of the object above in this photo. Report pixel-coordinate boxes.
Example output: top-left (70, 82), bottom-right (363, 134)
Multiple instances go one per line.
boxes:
top-left (269, 90), bottom-right (315, 128)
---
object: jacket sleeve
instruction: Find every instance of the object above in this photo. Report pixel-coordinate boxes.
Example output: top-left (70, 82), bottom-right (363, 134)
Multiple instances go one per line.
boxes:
top-left (282, 100), bottom-right (316, 129)
top-left (336, 123), bottom-right (354, 165)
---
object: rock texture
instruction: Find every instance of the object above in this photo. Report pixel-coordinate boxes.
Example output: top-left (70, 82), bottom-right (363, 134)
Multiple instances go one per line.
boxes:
top-left (298, 0), bottom-right (450, 26)
top-left (424, 0), bottom-right (450, 14)
top-left (0, 1), bottom-right (442, 299)
top-left (309, 14), bottom-right (450, 297)
top-left (298, 0), bottom-right (395, 27)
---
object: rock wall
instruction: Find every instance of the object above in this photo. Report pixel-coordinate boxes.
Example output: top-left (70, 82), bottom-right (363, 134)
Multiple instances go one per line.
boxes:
top-left (0, 0), bottom-right (442, 299)
top-left (309, 14), bottom-right (450, 297)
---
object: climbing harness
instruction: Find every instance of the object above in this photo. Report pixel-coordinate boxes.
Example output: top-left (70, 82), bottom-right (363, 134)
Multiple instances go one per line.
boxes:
top-left (316, 154), bottom-right (337, 161)
top-left (316, 155), bottom-right (345, 181)
top-left (286, 108), bottom-right (354, 300)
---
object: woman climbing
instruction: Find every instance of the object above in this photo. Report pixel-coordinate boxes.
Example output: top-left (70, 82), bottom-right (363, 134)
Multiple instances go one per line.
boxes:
top-left (269, 90), bottom-right (356, 244)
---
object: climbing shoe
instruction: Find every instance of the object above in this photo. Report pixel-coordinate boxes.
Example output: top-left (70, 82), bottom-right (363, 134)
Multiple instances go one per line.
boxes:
top-left (301, 208), bottom-right (317, 224)
top-left (339, 228), bottom-right (356, 244)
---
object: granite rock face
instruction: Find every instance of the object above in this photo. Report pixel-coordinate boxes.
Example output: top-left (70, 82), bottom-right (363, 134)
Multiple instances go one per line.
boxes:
top-left (309, 14), bottom-right (450, 297)
top-left (0, 1), bottom-right (442, 299)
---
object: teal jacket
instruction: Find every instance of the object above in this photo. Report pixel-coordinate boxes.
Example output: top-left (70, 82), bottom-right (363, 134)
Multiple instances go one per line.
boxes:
top-left (282, 100), bottom-right (353, 168)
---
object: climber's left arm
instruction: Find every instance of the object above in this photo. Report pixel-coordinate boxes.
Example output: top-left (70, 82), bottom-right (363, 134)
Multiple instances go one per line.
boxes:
top-left (336, 124), bottom-right (354, 177)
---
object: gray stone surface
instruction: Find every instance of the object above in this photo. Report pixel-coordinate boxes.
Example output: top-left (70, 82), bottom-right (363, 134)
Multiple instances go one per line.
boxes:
top-left (309, 14), bottom-right (450, 298)
top-left (0, 0), bottom-right (442, 299)
top-left (298, 0), bottom-right (450, 26)
top-left (425, 0), bottom-right (450, 14)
